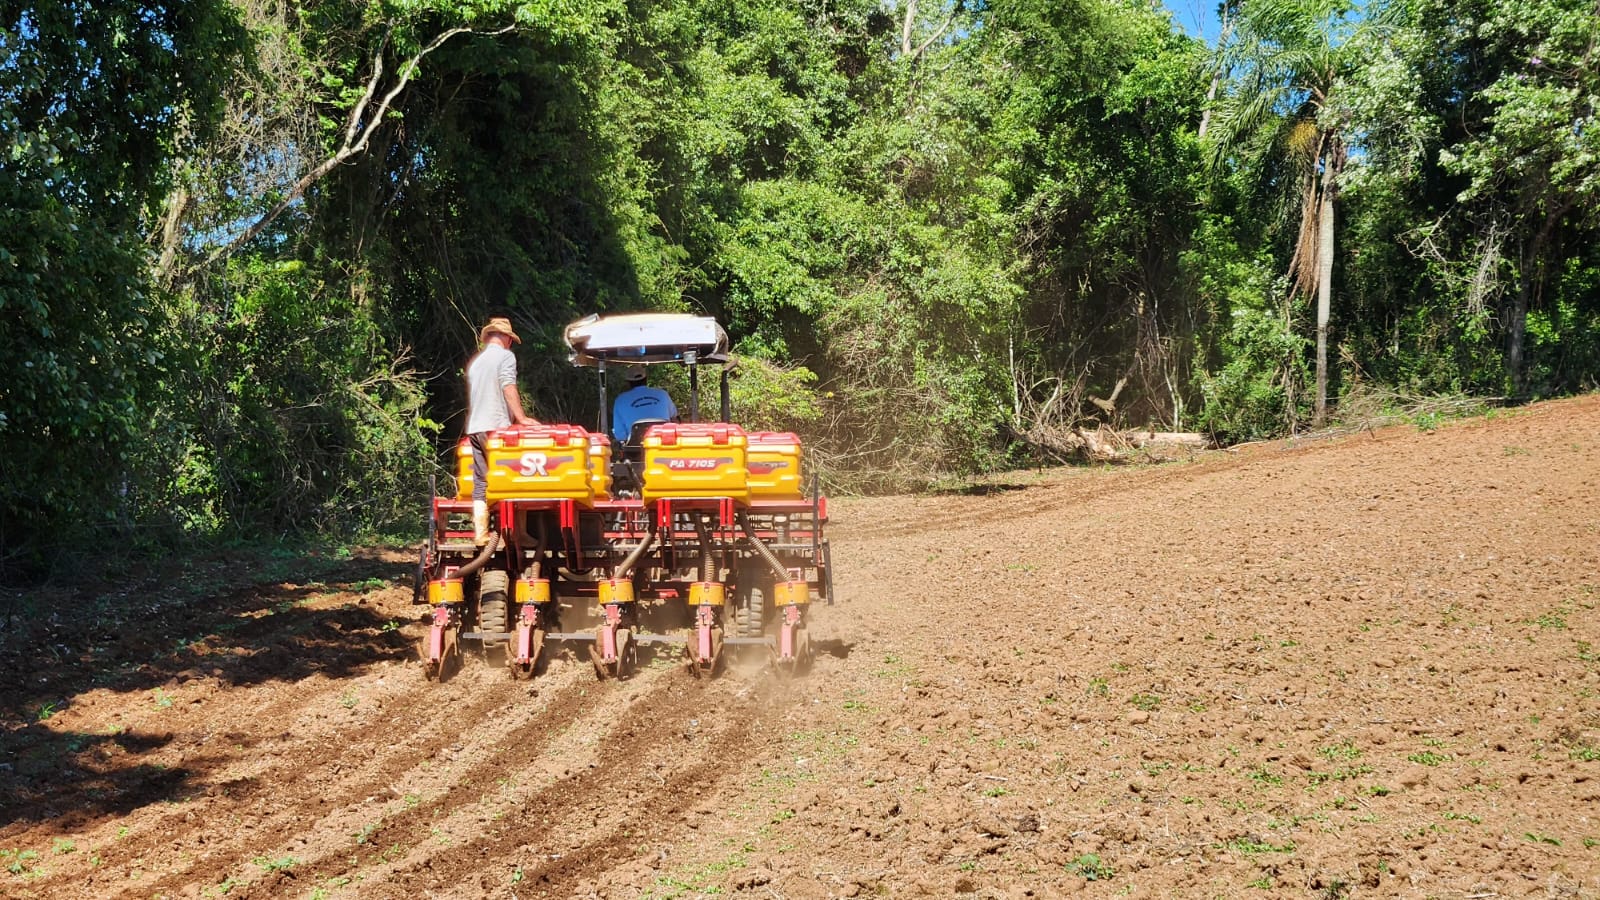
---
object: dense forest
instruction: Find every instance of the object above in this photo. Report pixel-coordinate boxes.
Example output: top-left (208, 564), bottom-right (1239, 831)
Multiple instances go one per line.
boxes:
top-left (2, 0), bottom-right (1597, 569)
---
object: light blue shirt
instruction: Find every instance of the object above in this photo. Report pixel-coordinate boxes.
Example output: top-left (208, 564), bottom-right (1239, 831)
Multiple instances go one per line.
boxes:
top-left (612, 385), bottom-right (676, 442)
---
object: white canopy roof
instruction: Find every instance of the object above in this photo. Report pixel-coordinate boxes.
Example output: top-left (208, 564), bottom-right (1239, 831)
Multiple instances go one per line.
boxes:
top-left (564, 313), bottom-right (730, 367)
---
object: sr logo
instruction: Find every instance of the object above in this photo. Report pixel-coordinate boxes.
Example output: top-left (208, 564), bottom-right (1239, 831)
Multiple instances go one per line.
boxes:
top-left (496, 453), bottom-right (574, 478)
top-left (519, 452), bottom-right (548, 477)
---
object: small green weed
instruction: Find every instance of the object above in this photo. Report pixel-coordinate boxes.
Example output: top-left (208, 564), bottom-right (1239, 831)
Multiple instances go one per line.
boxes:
top-left (252, 855), bottom-right (298, 872)
top-left (1129, 693), bottom-right (1161, 712)
top-left (1306, 764), bottom-right (1373, 785)
top-left (152, 688), bottom-right (174, 709)
top-left (1407, 750), bottom-right (1450, 766)
top-left (1, 848), bottom-right (42, 876)
top-left (1524, 832), bottom-right (1561, 846)
top-left (1070, 853), bottom-right (1114, 881)
top-left (1443, 811), bottom-right (1482, 824)
top-left (50, 838), bottom-right (75, 854)
top-left (1318, 741), bottom-right (1361, 761)
top-left (1222, 837), bottom-right (1295, 855)
top-left (1531, 609), bottom-right (1569, 630)
top-left (1245, 766), bottom-right (1283, 786)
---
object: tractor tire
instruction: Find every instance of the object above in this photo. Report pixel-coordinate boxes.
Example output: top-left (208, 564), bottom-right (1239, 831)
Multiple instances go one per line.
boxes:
top-left (734, 582), bottom-right (766, 638)
top-left (478, 569), bottom-right (509, 637)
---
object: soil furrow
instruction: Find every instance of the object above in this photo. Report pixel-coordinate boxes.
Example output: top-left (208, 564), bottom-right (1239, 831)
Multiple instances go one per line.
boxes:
top-left (4, 396), bottom-right (1600, 898)
top-left (124, 666), bottom-right (594, 899)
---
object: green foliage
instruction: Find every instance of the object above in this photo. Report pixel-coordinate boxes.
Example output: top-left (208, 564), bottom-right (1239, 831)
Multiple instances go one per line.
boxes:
top-left (1196, 276), bottom-right (1310, 442)
top-left (0, 1), bottom-right (246, 566)
top-left (171, 258), bottom-right (436, 534)
top-left (1070, 852), bottom-right (1115, 881)
top-left (726, 356), bottom-right (822, 435)
top-left (1372, 0), bottom-right (1600, 396)
top-left (5, 0), bottom-right (1600, 569)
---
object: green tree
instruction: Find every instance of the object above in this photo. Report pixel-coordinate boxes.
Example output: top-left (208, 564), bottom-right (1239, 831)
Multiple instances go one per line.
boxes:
top-left (1205, 0), bottom-right (1395, 425)
top-left (1424, 0), bottom-right (1600, 396)
top-left (0, 2), bottom-right (245, 562)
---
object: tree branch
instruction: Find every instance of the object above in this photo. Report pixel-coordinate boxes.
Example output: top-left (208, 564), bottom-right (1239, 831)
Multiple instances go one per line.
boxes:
top-left (902, 0), bottom-right (962, 63)
top-left (343, 27), bottom-right (391, 149)
top-left (911, 4), bottom-right (960, 60)
top-left (901, 0), bottom-right (918, 57)
top-left (197, 24), bottom-right (512, 271)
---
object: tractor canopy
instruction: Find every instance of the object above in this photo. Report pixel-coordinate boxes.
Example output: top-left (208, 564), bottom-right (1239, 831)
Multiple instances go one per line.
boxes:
top-left (564, 313), bottom-right (729, 367)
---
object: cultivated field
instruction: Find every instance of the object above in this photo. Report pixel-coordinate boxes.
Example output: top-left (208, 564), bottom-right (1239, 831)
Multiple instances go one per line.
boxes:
top-left (4, 396), bottom-right (1599, 898)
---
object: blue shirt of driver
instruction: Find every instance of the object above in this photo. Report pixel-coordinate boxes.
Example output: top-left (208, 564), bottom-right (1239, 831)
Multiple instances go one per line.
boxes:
top-left (612, 385), bottom-right (677, 442)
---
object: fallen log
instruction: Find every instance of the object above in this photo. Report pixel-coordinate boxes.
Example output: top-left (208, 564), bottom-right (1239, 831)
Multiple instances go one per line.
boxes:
top-left (1123, 431), bottom-right (1211, 450)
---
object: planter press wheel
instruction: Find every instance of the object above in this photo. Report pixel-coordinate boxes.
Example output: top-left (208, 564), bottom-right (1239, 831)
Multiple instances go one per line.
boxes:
top-left (422, 624), bottom-right (462, 682)
top-left (773, 624), bottom-right (812, 679)
top-left (509, 625), bottom-right (547, 680)
top-left (589, 627), bottom-right (637, 680)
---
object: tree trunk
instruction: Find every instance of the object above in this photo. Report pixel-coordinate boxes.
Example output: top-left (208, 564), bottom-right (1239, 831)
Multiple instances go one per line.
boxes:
top-left (1508, 207), bottom-right (1566, 399)
top-left (1196, 3), bottom-right (1238, 140)
top-left (1312, 159), bottom-right (1335, 427)
top-left (1508, 269), bottom-right (1530, 400)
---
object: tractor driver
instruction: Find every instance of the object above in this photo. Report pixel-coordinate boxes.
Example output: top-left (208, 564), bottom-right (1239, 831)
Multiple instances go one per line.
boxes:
top-left (465, 316), bottom-right (537, 545)
top-left (612, 368), bottom-right (677, 444)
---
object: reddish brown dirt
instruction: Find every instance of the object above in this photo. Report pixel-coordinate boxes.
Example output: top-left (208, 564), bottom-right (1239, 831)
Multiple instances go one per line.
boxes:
top-left (4, 396), bottom-right (1600, 899)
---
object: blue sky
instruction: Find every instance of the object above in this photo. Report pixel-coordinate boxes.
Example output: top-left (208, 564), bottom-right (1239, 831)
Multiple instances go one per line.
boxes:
top-left (1163, 0), bottom-right (1224, 45)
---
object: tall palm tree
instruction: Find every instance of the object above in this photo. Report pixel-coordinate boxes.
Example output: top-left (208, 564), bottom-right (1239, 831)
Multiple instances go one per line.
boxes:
top-left (1205, 0), bottom-right (1366, 427)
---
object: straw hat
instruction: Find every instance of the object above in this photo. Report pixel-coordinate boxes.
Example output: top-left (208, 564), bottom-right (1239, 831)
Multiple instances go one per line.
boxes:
top-left (479, 316), bottom-right (521, 344)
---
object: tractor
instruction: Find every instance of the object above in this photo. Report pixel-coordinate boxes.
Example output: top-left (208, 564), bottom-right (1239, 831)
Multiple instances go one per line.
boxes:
top-left (414, 313), bottom-right (833, 681)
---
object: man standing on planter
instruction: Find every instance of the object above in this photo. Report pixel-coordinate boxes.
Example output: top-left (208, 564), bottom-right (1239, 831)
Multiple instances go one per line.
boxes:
top-left (465, 316), bottom-right (536, 544)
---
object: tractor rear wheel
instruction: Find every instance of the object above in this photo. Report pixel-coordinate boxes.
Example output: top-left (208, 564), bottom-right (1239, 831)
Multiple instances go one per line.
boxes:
top-left (478, 570), bottom-right (509, 638)
top-left (734, 582), bottom-right (766, 638)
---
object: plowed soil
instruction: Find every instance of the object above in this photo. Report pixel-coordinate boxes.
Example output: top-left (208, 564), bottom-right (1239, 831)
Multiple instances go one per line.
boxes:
top-left (4, 396), bottom-right (1600, 899)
